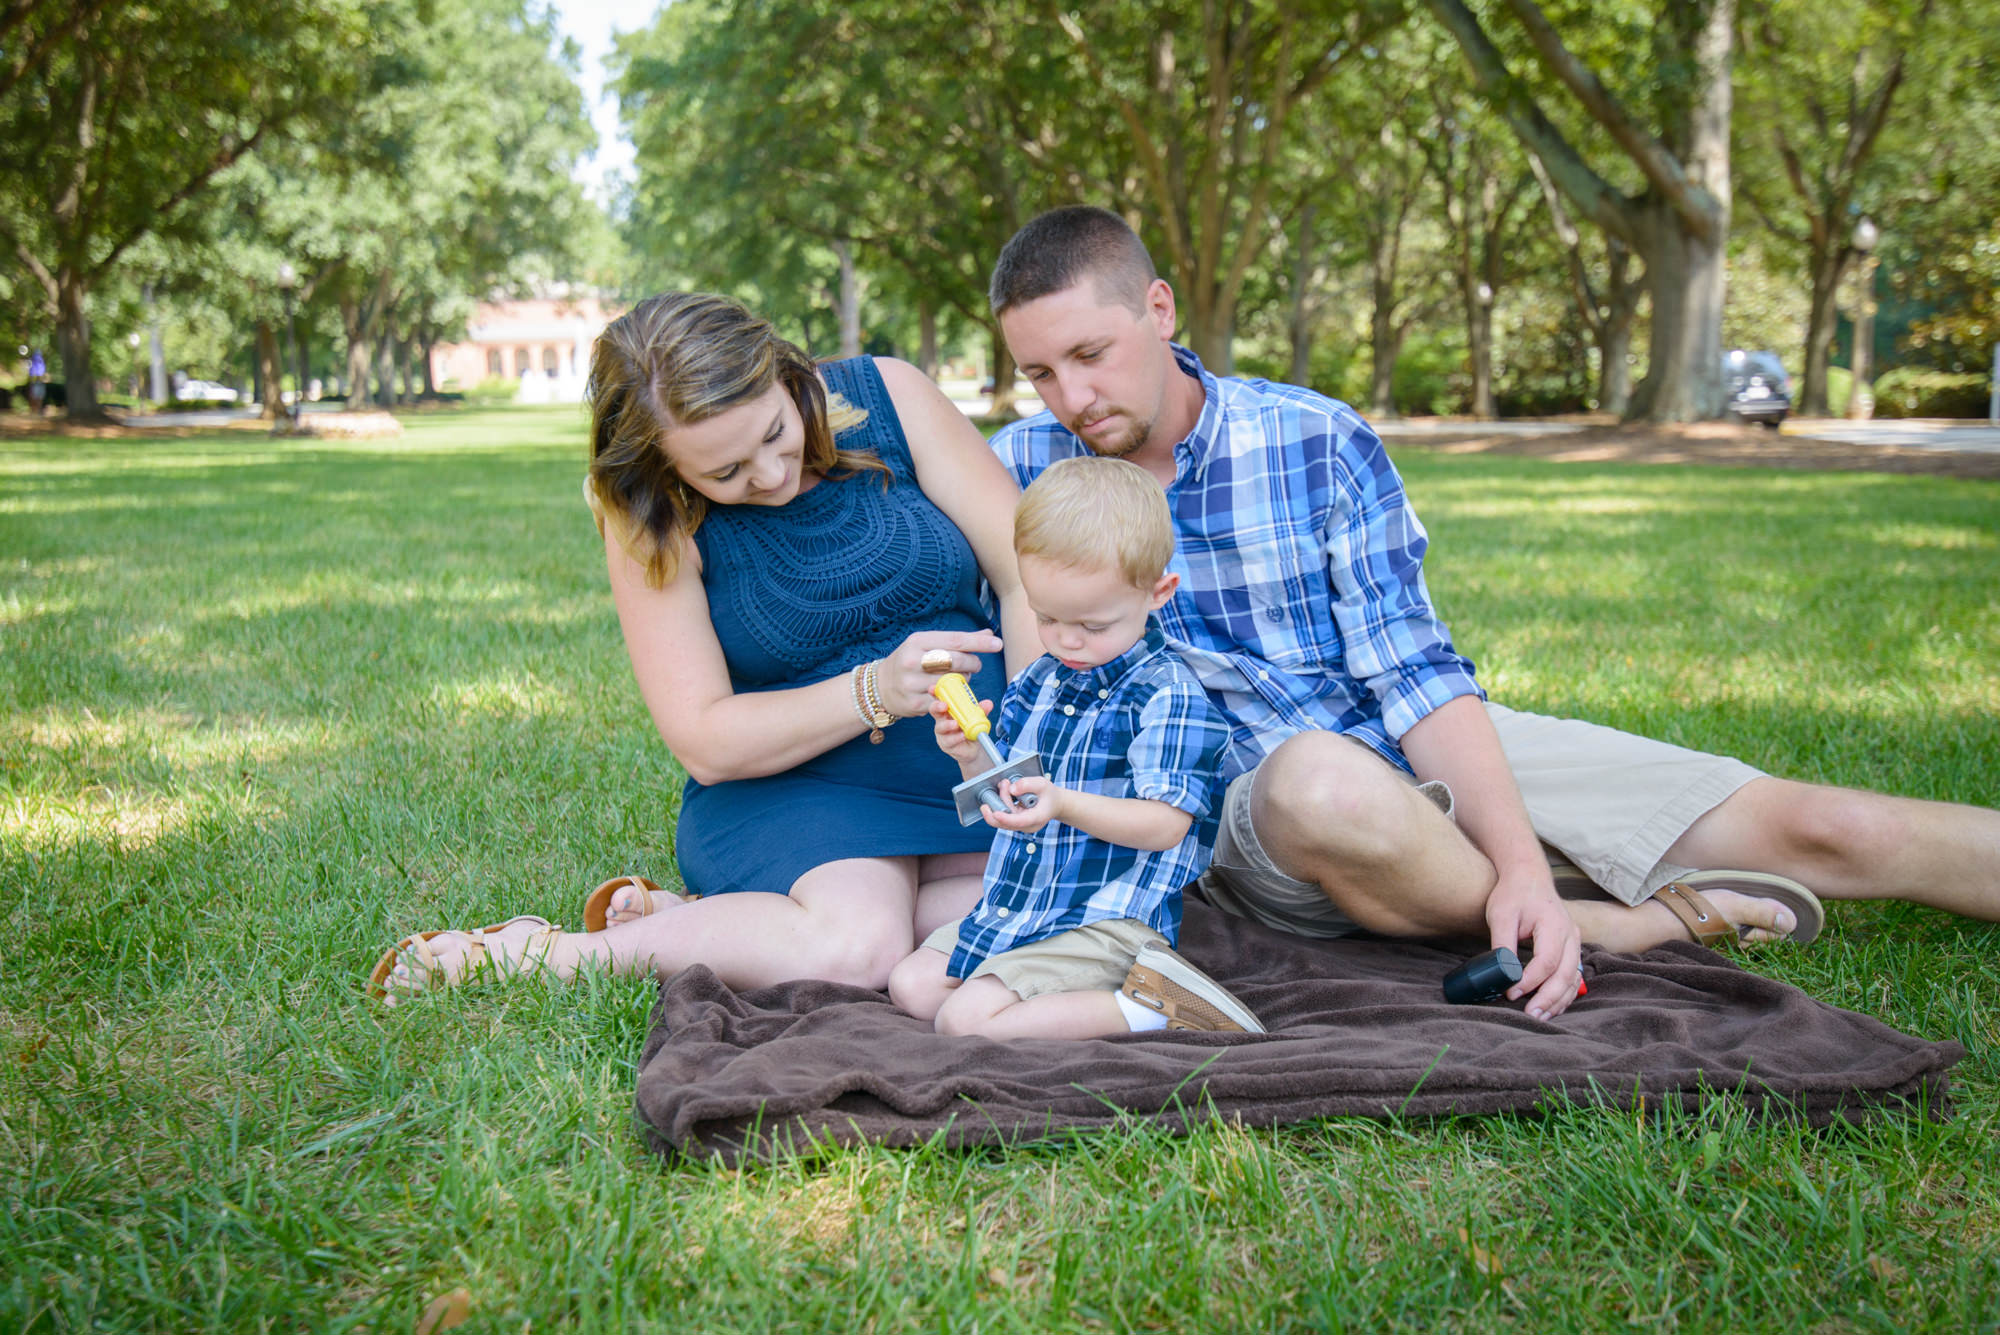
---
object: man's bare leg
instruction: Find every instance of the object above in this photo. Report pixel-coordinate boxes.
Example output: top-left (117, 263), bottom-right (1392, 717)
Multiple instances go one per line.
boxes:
top-left (1249, 732), bottom-right (1807, 953)
top-left (1248, 732), bottom-right (1495, 936)
top-left (1667, 777), bottom-right (2000, 919)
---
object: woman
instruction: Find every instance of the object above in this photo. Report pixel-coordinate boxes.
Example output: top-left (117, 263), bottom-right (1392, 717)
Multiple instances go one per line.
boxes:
top-left (371, 293), bottom-right (1034, 1001)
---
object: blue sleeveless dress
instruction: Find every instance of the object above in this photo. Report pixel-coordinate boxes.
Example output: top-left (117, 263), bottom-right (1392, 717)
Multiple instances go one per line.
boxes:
top-left (675, 357), bottom-right (1003, 896)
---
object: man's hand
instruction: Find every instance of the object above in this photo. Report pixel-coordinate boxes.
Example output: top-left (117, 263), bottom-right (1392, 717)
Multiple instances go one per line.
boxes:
top-left (981, 775), bottom-right (1063, 834)
top-left (1486, 867), bottom-right (1582, 1021)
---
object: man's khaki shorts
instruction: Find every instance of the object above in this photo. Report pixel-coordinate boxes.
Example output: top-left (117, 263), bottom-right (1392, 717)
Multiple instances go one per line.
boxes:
top-left (1196, 701), bottom-right (1765, 939)
top-left (922, 916), bottom-right (1168, 999)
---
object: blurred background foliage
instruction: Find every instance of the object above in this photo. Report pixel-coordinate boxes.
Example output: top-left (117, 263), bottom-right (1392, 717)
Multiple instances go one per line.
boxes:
top-left (5, 0), bottom-right (1996, 421)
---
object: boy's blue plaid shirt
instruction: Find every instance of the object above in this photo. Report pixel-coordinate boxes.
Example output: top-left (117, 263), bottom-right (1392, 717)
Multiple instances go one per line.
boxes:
top-left (991, 344), bottom-right (1483, 781)
top-left (946, 623), bottom-right (1229, 979)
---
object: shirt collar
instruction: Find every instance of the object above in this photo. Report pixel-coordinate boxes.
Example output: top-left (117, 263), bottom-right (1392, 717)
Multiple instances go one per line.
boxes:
top-left (1047, 620), bottom-right (1167, 692)
top-left (1168, 343), bottom-right (1224, 476)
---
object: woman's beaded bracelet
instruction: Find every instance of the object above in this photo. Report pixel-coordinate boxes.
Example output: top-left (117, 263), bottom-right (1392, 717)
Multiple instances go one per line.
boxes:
top-left (851, 661), bottom-right (891, 744)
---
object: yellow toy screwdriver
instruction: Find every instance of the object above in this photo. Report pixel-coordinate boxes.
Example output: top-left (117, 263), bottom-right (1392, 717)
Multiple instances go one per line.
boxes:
top-left (931, 671), bottom-right (1045, 825)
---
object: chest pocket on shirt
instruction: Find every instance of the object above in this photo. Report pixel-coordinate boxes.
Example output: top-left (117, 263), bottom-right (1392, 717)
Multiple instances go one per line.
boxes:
top-left (1180, 525), bottom-right (1338, 670)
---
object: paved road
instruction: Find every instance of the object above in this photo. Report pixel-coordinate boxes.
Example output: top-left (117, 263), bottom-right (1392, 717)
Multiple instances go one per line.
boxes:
top-left (1373, 419), bottom-right (1586, 438)
top-left (1375, 415), bottom-right (2000, 455)
top-left (113, 404), bottom-right (343, 428)
top-left (1780, 418), bottom-right (2000, 454)
top-left (119, 395), bottom-right (2000, 456)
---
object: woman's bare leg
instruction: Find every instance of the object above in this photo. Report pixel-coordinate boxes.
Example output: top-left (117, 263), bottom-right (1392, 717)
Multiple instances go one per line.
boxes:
top-left (913, 851), bottom-right (985, 939)
top-left (388, 856), bottom-right (923, 995)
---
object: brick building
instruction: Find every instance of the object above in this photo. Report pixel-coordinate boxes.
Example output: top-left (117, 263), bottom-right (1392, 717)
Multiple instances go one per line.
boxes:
top-left (428, 295), bottom-right (621, 403)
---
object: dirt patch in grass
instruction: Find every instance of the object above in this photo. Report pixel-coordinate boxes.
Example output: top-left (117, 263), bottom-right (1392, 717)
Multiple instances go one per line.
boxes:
top-left (0, 414), bottom-right (276, 440)
top-left (1390, 419), bottom-right (2000, 480)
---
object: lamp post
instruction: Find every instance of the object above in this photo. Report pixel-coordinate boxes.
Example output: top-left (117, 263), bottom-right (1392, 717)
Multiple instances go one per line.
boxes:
top-left (1847, 217), bottom-right (1881, 421)
top-left (276, 263), bottom-right (303, 426)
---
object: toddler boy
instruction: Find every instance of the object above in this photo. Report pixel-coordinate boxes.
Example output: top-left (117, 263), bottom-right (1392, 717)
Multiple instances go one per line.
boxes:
top-left (888, 455), bottom-right (1264, 1038)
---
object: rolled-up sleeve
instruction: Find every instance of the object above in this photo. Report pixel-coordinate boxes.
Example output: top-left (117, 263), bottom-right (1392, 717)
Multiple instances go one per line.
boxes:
top-left (1318, 421), bottom-right (1483, 741)
top-left (1124, 680), bottom-right (1231, 818)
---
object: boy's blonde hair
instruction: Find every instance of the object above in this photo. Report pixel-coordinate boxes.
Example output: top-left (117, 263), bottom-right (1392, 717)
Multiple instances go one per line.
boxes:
top-left (1013, 456), bottom-right (1175, 588)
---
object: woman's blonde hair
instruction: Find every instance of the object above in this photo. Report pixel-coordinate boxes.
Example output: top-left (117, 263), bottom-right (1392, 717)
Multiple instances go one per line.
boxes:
top-left (1013, 456), bottom-right (1175, 588)
top-left (584, 292), bottom-right (882, 586)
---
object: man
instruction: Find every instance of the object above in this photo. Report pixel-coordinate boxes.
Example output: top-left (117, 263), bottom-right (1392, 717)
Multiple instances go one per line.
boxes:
top-left (987, 206), bottom-right (1999, 1021)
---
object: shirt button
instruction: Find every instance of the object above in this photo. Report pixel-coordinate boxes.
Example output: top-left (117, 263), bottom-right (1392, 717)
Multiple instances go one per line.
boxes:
top-left (995, 907), bottom-right (1010, 918)
top-left (1258, 668), bottom-right (1271, 681)
top-left (1097, 689), bottom-right (1110, 699)
top-left (1025, 842), bottom-right (1037, 854)
top-left (1062, 704), bottom-right (1075, 716)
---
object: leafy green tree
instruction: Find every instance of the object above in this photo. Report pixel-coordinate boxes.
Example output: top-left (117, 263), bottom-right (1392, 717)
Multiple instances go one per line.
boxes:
top-left (282, 0), bottom-right (593, 408)
top-left (1053, 0), bottom-right (1401, 369)
top-left (1417, 53), bottom-right (1537, 418)
top-left (1425, 0), bottom-right (1737, 421)
top-left (1522, 147), bottom-right (1644, 413)
top-left (618, 0), bottom-right (1083, 406)
top-left (1733, 0), bottom-right (1968, 415)
top-left (0, 0), bottom-right (371, 420)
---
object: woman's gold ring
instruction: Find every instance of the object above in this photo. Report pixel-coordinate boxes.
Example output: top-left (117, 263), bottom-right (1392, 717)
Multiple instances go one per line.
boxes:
top-left (921, 650), bottom-right (954, 674)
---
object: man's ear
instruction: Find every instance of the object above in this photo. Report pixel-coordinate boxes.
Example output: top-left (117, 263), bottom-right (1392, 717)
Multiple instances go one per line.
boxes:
top-left (1148, 570), bottom-right (1180, 610)
top-left (1145, 279), bottom-right (1177, 341)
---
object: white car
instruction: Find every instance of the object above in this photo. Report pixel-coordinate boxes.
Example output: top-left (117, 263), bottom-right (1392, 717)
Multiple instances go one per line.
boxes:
top-left (175, 378), bottom-right (239, 403)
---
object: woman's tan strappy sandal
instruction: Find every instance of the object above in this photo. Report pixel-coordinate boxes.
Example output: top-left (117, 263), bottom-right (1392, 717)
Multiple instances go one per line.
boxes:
top-left (581, 875), bottom-right (696, 932)
top-left (368, 914), bottom-right (563, 1003)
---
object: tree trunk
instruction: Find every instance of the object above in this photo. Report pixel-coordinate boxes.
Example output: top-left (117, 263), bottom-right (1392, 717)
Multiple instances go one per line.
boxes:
top-left (1184, 279), bottom-right (1236, 374)
top-left (1597, 241), bottom-right (1641, 417)
top-left (835, 240), bottom-right (861, 359)
top-left (1288, 204), bottom-right (1321, 387)
top-left (1600, 312), bottom-right (1635, 418)
top-left (145, 285), bottom-right (167, 404)
top-left (255, 323), bottom-right (284, 421)
top-left (1461, 249), bottom-right (1495, 418)
top-left (1628, 201), bottom-right (1726, 422)
top-left (421, 334), bottom-right (437, 396)
top-left (342, 298), bottom-right (373, 412)
top-left (916, 300), bottom-right (938, 378)
top-left (56, 268), bottom-right (104, 421)
top-left (988, 327), bottom-right (1016, 419)
top-left (1368, 264), bottom-right (1402, 419)
top-left (1797, 241), bottom-right (1848, 417)
top-left (376, 336), bottom-right (397, 407)
top-left (396, 336), bottom-right (417, 404)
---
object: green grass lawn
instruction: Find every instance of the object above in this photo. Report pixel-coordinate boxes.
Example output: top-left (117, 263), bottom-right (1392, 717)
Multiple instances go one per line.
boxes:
top-left (4, 407), bottom-right (1996, 1331)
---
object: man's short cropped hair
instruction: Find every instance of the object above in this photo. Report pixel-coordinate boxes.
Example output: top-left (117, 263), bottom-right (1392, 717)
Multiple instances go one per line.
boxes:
top-left (988, 206), bottom-right (1158, 318)
top-left (1013, 455), bottom-right (1175, 589)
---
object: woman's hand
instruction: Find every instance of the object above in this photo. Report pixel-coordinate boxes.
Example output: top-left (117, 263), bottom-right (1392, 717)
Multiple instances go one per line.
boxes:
top-left (929, 695), bottom-right (991, 769)
top-left (876, 629), bottom-right (1003, 722)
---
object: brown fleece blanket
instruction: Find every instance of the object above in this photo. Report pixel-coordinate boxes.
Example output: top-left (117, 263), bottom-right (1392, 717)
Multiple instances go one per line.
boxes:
top-left (633, 901), bottom-right (1963, 1162)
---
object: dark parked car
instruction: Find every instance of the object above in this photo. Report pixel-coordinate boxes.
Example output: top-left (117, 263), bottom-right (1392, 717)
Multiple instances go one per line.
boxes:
top-left (1723, 349), bottom-right (1790, 428)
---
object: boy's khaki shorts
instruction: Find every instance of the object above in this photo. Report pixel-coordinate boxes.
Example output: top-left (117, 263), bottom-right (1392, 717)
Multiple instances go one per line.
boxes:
top-left (1196, 701), bottom-right (1765, 939)
top-left (922, 916), bottom-right (1168, 1000)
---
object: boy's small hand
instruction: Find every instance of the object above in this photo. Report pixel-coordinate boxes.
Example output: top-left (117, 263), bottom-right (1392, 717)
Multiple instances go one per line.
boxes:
top-left (929, 695), bottom-right (992, 767)
top-left (981, 776), bottom-right (1061, 834)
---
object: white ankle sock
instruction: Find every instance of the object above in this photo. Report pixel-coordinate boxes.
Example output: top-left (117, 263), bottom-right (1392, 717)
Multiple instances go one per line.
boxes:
top-left (1115, 988), bottom-right (1170, 1032)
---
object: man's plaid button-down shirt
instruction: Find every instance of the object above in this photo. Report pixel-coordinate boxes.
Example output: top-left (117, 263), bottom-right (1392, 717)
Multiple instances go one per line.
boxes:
top-left (991, 345), bottom-right (1483, 782)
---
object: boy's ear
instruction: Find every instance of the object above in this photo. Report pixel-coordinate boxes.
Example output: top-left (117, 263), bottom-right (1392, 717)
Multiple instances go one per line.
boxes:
top-left (1147, 571), bottom-right (1180, 610)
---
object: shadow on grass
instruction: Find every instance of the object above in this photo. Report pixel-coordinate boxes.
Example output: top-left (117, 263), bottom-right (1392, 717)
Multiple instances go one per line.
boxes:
top-left (3, 429), bottom-right (1998, 1330)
